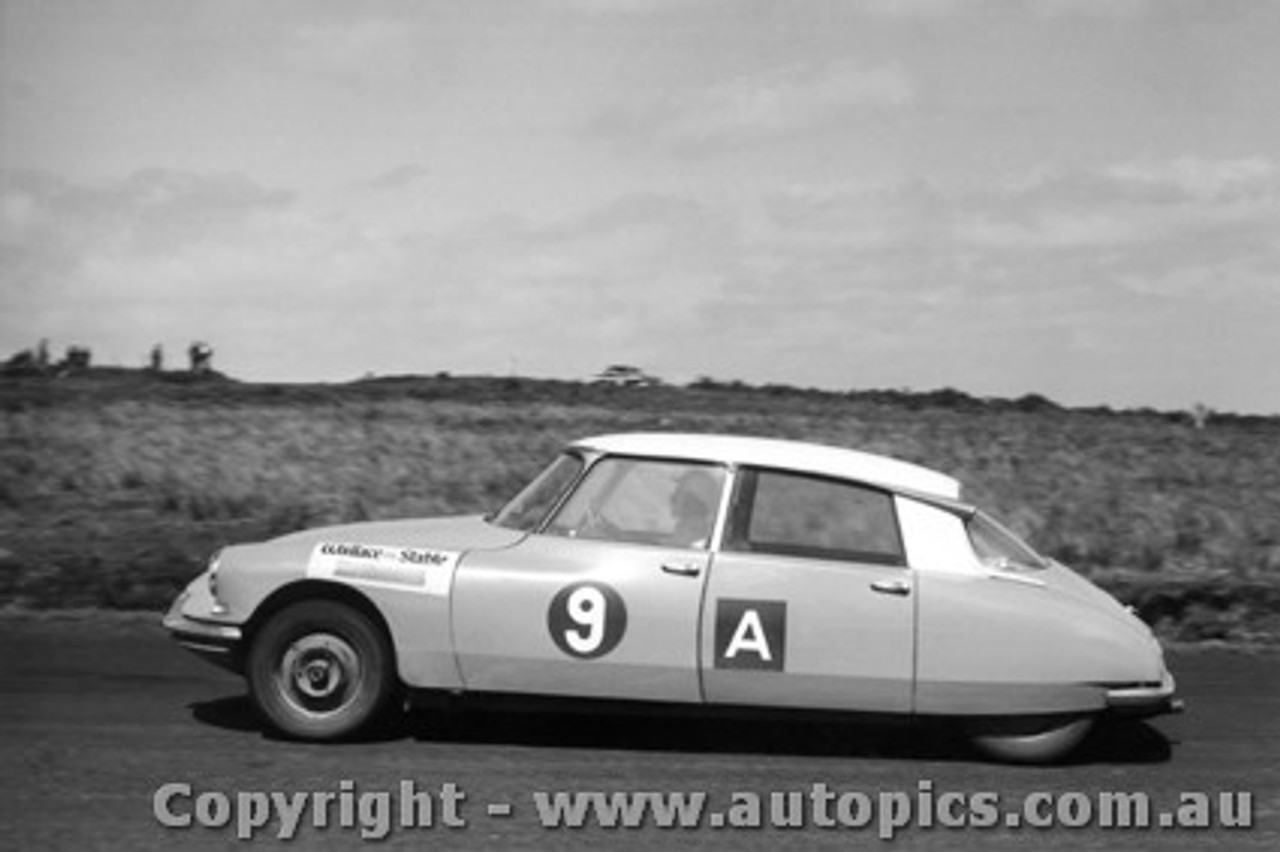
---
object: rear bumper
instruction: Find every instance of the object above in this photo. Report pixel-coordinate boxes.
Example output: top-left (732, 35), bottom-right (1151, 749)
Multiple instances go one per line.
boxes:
top-left (1103, 672), bottom-right (1184, 718)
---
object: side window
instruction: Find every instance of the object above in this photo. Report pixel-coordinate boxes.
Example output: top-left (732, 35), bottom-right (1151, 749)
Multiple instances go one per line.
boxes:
top-left (726, 469), bottom-right (905, 565)
top-left (545, 457), bottom-right (725, 550)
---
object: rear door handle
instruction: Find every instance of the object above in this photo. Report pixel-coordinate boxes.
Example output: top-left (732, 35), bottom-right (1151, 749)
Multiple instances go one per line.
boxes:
top-left (870, 579), bottom-right (911, 596)
top-left (661, 561), bottom-right (703, 578)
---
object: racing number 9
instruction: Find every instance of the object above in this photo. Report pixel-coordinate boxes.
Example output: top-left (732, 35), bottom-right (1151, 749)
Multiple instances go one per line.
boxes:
top-left (565, 586), bottom-right (606, 654)
top-left (548, 582), bottom-right (627, 659)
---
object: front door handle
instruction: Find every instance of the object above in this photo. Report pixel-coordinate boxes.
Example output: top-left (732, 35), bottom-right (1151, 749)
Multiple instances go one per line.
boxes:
top-left (661, 561), bottom-right (703, 578)
top-left (870, 579), bottom-right (911, 596)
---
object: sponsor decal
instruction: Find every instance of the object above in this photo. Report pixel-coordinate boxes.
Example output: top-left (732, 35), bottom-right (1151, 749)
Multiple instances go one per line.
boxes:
top-left (547, 582), bottom-right (628, 659)
top-left (714, 599), bottom-right (786, 671)
top-left (307, 542), bottom-right (458, 596)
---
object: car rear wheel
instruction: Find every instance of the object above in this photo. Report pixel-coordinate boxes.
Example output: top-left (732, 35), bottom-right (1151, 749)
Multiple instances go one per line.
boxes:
top-left (966, 714), bottom-right (1094, 764)
top-left (247, 600), bottom-right (397, 741)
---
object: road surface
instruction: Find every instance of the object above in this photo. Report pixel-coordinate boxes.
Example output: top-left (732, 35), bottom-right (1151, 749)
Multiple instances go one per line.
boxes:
top-left (1, 612), bottom-right (1276, 850)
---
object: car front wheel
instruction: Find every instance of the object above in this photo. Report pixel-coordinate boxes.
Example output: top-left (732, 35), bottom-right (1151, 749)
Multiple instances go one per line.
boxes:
top-left (966, 714), bottom-right (1094, 764)
top-left (247, 600), bottom-right (397, 741)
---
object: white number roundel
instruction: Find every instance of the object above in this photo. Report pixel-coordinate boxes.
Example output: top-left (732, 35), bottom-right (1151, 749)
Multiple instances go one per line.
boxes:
top-left (547, 582), bottom-right (627, 659)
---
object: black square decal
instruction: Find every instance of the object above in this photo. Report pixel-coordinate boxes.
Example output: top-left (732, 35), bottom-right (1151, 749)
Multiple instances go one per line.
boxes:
top-left (714, 599), bottom-right (786, 671)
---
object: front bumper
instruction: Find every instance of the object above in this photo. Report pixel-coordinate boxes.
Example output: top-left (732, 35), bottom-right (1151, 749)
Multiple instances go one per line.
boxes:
top-left (163, 591), bottom-right (244, 672)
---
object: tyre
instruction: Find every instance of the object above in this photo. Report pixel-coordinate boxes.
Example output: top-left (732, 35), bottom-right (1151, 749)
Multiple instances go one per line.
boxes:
top-left (966, 714), bottom-right (1094, 764)
top-left (247, 600), bottom-right (398, 741)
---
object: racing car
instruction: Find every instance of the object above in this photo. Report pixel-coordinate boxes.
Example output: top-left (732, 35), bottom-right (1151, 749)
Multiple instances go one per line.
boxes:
top-left (164, 432), bottom-right (1181, 762)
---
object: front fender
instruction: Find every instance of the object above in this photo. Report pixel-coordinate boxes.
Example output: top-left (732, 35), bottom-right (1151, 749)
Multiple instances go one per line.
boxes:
top-left (171, 536), bottom-right (471, 690)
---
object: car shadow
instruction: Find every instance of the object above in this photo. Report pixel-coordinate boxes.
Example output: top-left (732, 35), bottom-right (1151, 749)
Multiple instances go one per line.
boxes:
top-left (410, 705), bottom-right (955, 760)
top-left (190, 695), bottom-right (261, 733)
top-left (189, 694), bottom-right (1172, 764)
top-left (1066, 717), bottom-right (1174, 765)
top-left (406, 705), bottom-right (1174, 765)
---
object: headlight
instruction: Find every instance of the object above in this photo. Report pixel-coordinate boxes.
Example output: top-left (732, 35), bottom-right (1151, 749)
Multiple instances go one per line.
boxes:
top-left (207, 549), bottom-right (228, 616)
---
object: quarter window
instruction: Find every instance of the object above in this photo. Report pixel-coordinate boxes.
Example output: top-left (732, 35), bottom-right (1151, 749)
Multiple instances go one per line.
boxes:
top-left (967, 511), bottom-right (1046, 570)
top-left (726, 469), bottom-right (904, 565)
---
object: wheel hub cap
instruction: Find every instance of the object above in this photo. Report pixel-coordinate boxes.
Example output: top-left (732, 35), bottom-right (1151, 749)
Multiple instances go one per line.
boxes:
top-left (277, 632), bottom-right (361, 716)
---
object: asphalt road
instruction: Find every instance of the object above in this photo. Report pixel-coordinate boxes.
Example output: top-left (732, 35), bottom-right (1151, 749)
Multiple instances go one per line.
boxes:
top-left (1, 612), bottom-right (1277, 851)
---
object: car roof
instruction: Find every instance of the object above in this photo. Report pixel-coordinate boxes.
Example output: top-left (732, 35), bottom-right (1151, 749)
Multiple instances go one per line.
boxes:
top-left (572, 432), bottom-right (962, 500)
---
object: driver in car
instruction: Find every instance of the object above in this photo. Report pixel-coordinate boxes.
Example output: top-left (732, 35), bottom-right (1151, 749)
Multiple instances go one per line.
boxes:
top-left (668, 469), bottom-right (720, 549)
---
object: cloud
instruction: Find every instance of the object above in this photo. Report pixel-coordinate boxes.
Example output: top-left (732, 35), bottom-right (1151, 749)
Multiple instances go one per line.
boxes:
top-left (0, 169), bottom-right (361, 362)
top-left (361, 165), bottom-right (432, 194)
top-left (0, 167), bottom-right (736, 379)
top-left (548, 0), bottom-right (698, 16)
top-left (1, 169), bottom-right (294, 295)
top-left (5, 154), bottom-right (1277, 405)
top-left (656, 155), bottom-right (1280, 396)
top-left (761, 179), bottom-right (950, 249)
top-left (857, 0), bottom-right (1152, 21)
top-left (411, 195), bottom-right (736, 360)
top-left (556, 0), bottom-right (1152, 23)
top-left (593, 59), bottom-right (915, 154)
top-left (856, 0), bottom-right (969, 20)
top-left (1030, 0), bottom-right (1152, 20)
top-left (1106, 157), bottom-right (1280, 202)
top-left (272, 11), bottom-right (461, 96)
top-left (284, 17), bottom-right (421, 79)
top-left (951, 158), bottom-right (1280, 281)
top-left (413, 155), bottom-right (1280, 381)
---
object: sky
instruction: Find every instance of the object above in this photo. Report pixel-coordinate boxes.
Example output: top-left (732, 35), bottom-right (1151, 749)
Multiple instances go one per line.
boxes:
top-left (2, 0), bottom-right (1279, 414)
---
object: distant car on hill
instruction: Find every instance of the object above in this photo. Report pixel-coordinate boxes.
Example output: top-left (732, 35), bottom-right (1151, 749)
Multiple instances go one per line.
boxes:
top-left (591, 364), bottom-right (661, 387)
top-left (165, 432), bottom-right (1181, 763)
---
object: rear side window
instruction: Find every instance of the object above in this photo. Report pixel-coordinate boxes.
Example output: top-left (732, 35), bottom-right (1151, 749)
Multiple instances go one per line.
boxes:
top-left (726, 468), bottom-right (905, 565)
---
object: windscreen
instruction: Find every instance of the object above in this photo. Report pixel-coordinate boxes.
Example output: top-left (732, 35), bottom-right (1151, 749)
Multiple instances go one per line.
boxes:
top-left (491, 452), bottom-right (585, 532)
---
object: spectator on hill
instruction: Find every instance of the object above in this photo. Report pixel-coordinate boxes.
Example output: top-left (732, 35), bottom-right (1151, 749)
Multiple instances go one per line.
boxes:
top-left (188, 341), bottom-right (213, 375)
top-left (63, 346), bottom-right (91, 372)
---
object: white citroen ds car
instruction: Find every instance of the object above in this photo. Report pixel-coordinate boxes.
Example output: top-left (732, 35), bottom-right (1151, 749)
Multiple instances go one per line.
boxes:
top-left (165, 433), bottom-right (1180, 762)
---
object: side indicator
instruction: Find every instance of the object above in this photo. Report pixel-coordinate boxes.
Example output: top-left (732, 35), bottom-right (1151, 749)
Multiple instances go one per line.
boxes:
top-left (985, 572), bottom-right (1047, 589)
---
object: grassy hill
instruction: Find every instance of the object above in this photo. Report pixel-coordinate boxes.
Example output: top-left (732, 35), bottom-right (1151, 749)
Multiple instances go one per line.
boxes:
top-left (2, 368), bottom-right (1278, 644)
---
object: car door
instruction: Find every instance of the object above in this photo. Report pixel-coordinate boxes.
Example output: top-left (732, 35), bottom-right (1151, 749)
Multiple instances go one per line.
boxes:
top-left (699, 467), bottom-right (915, 713)
top-left (452, 456), bottom-right (726, 704)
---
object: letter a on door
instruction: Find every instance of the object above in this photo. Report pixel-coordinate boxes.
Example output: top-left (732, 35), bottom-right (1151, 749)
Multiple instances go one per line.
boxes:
top-left (714, 599), bottom-right (786, 671)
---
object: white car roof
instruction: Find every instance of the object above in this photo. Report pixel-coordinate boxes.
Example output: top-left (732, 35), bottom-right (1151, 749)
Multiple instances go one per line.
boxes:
top-left (573, 432), bottom-right (962, 500)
